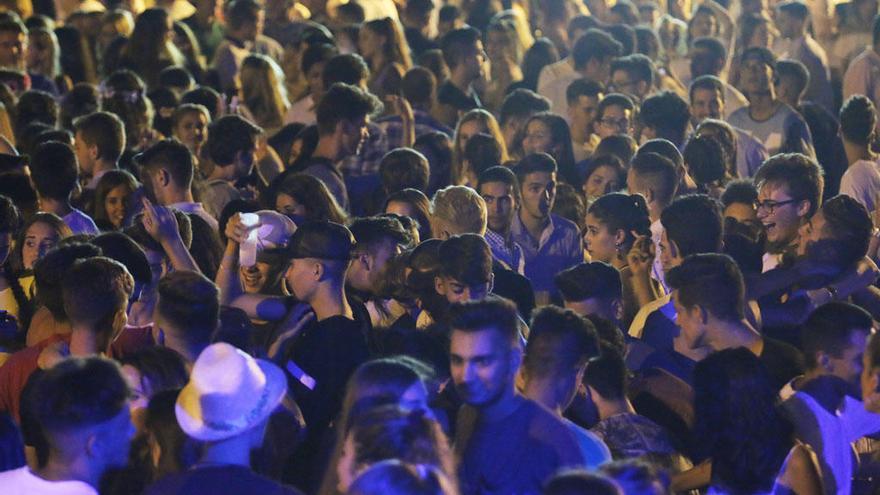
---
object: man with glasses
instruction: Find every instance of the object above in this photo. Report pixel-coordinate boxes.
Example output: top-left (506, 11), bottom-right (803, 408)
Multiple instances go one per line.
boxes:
top-left (609, 54), bottom-right (654, 103)
top-left (727, 47), bottom-right (815, 158)
top-left (594, 93), bottom-right (636, 140)
top-left (753, 153), bottom-right (824, 271)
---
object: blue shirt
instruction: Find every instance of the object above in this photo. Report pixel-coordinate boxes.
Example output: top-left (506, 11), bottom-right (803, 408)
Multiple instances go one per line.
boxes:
top-left (510, 213), bottom-right (582, 302)
top-left (484, 228), bottom-right (525, 275)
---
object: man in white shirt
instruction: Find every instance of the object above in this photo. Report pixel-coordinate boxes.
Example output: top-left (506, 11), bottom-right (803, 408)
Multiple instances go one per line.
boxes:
top-left (73, 112), bottom-right (124, 191)
top-left (839, 94), bottom-right (880, 212)
top-left (776, 1), bottom-right (835, 113)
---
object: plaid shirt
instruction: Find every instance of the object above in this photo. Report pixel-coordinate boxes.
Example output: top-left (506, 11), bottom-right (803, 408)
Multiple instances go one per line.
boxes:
top-left (375, 110), bottom-right (454, 149)
top-left (338, 122), bottom-right (389, 177)
top-left (484, 229), bottom-right (525, 275)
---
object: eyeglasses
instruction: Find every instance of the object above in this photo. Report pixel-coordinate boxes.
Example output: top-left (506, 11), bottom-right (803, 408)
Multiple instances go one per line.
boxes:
top-left (599, 117), bottom-right (631, 131)
top-left (754, 198), bottom-right (799, 214)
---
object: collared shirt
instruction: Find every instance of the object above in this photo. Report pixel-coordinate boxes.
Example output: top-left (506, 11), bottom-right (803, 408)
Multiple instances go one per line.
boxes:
top-left (337, 122), bottom-right (389, 178)
top-left (375, 109), bottom-right (454, 149)
top-left (484, 228), bottom-right (525, 275)
top-left (168, 201), bottom-right (220, 232)
top-left (510, 213), bottom-right (581, 302)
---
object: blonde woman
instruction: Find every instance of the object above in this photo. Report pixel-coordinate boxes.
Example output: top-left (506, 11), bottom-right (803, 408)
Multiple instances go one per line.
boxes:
top-left (451, 109), bottom-right (509, 186)
top-left (26, 28), bottom-right (61, 83)
top-left (238, 54), bottom-right (290, 134)
top-left (359, 17), bottom-right (412, 100)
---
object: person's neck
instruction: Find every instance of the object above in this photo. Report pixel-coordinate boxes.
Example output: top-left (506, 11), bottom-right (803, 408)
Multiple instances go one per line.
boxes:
top-left (69, 325), bottom-right (100, 356)
top-left (162, 330), bottom-right (207, 364)
top-left (92, 159), bottom-right (116, 177)
top-left (309, 283), bottom-right (353, 321)
top-left (371, 53), bottom-right (388, 72)
top-left (523, 378), bottom-right (564, 415)
top-left (37, 451), bottom-right (102, 488)
top-left (312, 136), bottom-right (345, 163)
top-left (199, 434), bottom-right (254, 468)
top-left (159, 186), bottom-right (195, 206)
top-left (39, 197), bottom-right (72, 217)
top-left (594, 395), bottom-right (636, 420)
top-left (570, 123), bottom-right (590, 144)
top-left (449, 68), bottom-right (474, 94)
top-left (611, 254), bottom-right (628, 270)
top-left (748, 92), bottom-right (780, 120)
top-left (844, 140), bottom-right (877, 166)
top-left (518, 209), bottom-right (549, 241)
top-left (648, 202), bottom-right (664, 224)
top-left (478, 388), bottom-right (524, 422)
top-left (207, 164), bottom-right (237, 183)
top-left (705, 318), bottom-right (761, 353)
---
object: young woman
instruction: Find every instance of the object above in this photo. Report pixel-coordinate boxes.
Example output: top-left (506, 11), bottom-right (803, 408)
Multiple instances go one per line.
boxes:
top-left (359, 17), bottom-right (412, 101)
top-left (14, 212), bottom-right (72, 272)
top-left (451, 109), bottom-right (508, 186)
top-left (93, 169), bottom-right (139, 231)
top-left (26, 28), bottom-right (60, 85)
top-left (580, 154), bottom-right (626, 206)
top-left (238, 54), bottom-right (289, 134)
top-left (0, 196), bottom-right (31, 336)
top-left (521, 112), bottom-right (577, 185)
top-left (101, 70), bottom-right (159, 154)
top-left (171, 103), bottom-right (210, 160)
top-left (272, 173), bottom-right (348, 225)
top-left (384, 188), bottom-right (433, 244)
top-left (118, 8), bottom-right (185, 89)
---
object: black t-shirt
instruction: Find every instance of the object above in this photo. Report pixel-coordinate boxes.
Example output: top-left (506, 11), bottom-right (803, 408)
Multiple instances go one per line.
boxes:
top-left (437, 81), bottom-right (481, 112)
top-left (146, 465), bottom-right (303, 495)
top-left (760, 337), bottom-right (806, 392)
top-left (492, 260), bottom-right (536, 321)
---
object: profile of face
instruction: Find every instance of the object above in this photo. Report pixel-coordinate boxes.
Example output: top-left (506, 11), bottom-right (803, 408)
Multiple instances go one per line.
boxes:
top-left (583, 213), bottom-right (620, 264)
top-left (450, 328), bottom-right (518, 407)
top-left (26, 33), bottom-right (50, 74)
top-left (658, 227), bottom-right (681, 275)
top-left (596, 105), bottom-right (632, 139)
top-left (690, 87), bottom-right (723, 123)
top-left (0, 30), bottom-right (25, 70)
top-left (285, 258), bottom-right (319, 301)
top-left (121, 364), bottom-right (149, 431)
top-left (275, 192), bottom-right (308, 221)
top-left (462, 40), bottom-right (487, 80)
top-left (583, 165), bottom-right (620, 200)
top-left (105, 185), bottom-right (133, 229)
top-left (234, 146), bottom-right (258, 179)
top-left (22, 221), bottom-right (61, 270)
top-left (757, 182), bottom-right (807, 250)
top-left (457, 119), bottom-right (487, 155)
top-left (173, 111), bottom-right (208, 155)
top-left (306, 61), bottom-right (325, 98)
top-left (340, 116), bottom-right (370, 157)
top-left (435, 275), bottom-right (492, 304)
top-left (479, 181), bottom-right (516, 233)
top-left (522, 120), bottom-right (556, 156)
top-left (826, 330), bottom-right (870, 388)
top-left (350, 240), bottom-right (401, 293)
top-left (568, 95), bottom-right (601, 136)
top-left (520, 171), bottom-right (556, 220)
top-left (672, 290), bottom-right (704, 349)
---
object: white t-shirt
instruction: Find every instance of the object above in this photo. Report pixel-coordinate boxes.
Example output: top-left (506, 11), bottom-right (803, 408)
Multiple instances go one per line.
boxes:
top-left (0, 467), bottom-right (97, 495)
top-left (839, 159), bottom-right (880, 212)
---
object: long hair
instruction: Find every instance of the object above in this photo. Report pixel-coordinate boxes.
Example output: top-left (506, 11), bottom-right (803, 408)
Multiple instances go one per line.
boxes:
top-left (93, 169), bottom-right (138, 230)
top-left (363, 17), bottom-right (413, 72)
top-left (451, 109), bottom-right (508, 186)
top-left (693, 348), bottom-right (795, 494)
top-left (240, 54), bottom-right (289, 131)
top-left (272, 173), bottom-right (347, 224)
top-left (27, 28), bottom-right (60, 79)
top-left (588, 192), bottom-right (651, 257)
top-left (12, 212), bottom-right (72, 272)
top-left (524, 112), bottom-right (577, 184)
top-left (0, 195), bottom-right (30, 341)
top-left (122, 8), bottom-right (184, 88)
top-left (100, 70), bottom-right (154, 148)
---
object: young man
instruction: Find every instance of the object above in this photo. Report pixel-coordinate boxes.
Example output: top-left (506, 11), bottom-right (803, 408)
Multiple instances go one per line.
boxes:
top-left (73, 111), bottom-right (124, 190)
top-left (838, 95), bottom-right (880, 212)
top-left (145, 343), bottom-right (300, 494)
top-left (842, 15), bottom-right (880, 121)
top-left (0, 357), bottom-right (134, 494)
top-left (0, 16), bottom-right (56, 94)
top-left (284, 42), bottom-right (337, 126)
top-left (137, 139), bottom-right (219, 232)
top-left (609, 54), bottom-right (654, 103)
top-left (637, 91), bottom-right (690, 149)
top-left (754, 152), bottom-right (824, 271)
top-left (688, 36), bottom-right (748, 116)
top-left (347, 215), bottom-right (412, 300)
top-left (301, 82), bottom-right (383, 212)
top-left (436, 26), bottom-right (487, 126)
top-left (667, 253), bottom-right (805, 390)
top-left (727, 47), bottom-right (815, 158)
top-left (510, 153), bottom-right (582, 305)
top-left (521, 305), bottom-right (611, 467)
top-left (776, 0), bottom-right (834, 113)
top-left (555, 261), bottom-right (624, 328)
top-left (376, 67), bottom-right (453, 150)
top-left (477, 166), bottom-right (524, 274)
top-left (201, 115), bottom-right (263, 219)
top-left (211, 0), bottom-right (283, 92)
top-left (434, 234), bottom-right (495, 305)
top-left (450, 297), bottom-right (586, 495)
top-left (566, 79), bottom-right (604, 162)
top-left (153, 270), bottom-right (219, 364)
top-left (499, 89), bottom-right (550, 158)
top-left (594, 93), bottom-right (636, 140)
top-left (30, 142), bottom-right (99, 235)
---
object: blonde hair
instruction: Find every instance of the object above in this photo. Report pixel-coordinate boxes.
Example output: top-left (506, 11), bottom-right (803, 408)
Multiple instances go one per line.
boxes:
top-left (240, 54), bottom-right (289, 131)
top-left (431, 185), bottom-right (487, 236)
top-left (102, 9), bottom-right (135, 39)
top-left (451, 109), bottom-right (509, 185)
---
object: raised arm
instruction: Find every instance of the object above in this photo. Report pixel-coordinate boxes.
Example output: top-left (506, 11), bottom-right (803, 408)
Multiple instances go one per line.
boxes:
top-left (141, 198), bottom-right (200, 273)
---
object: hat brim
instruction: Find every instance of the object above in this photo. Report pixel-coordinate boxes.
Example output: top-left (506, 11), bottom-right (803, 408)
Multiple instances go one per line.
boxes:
top-left (175, 358), bottom-right (288, 442)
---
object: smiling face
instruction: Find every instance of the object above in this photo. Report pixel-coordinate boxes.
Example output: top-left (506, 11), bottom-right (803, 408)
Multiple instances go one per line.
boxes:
top-left (690, 87), bottom-right (724, 123)
top-left (583, 165), bottom-right (620, 200)
top-left (104, 185), bottom-right (132, 229)
top-left (757, 181), bottom-right (806, 252)
top-left (522, 120), bottom-right (556, 156)
top-left (240, 261), bottom-right (273, 293)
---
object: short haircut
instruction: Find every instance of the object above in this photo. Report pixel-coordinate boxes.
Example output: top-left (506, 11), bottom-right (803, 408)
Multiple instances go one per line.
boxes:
top-left (30, 142), bottom-right (78, 201)
top-left (402, 67), bottom-right (436, 108)
top-left (596, 93), bottom-right (635, 121)
top-left (181, 86), bottom-right (222, 120)
top-left (477, 165), bottom-right (518, 196)
top-left (661, 194), bottom-right (723, 257)
top-left (158, 66), bottom-right (194, 90)
top-left (463, 133), bottom-right (502, 177)
top-left (34, 242), bottom-right (102, 321)
top-left (610, 53), bottom-right (654, 85)
top-left (448, 295), bottom-right (520, 347)
top-left (684, 134), bottom-right (728, 186)
top-left (692, 36), bottom-right (726, 64)
top-left (584, 344), bottom-right (628, 400)
top-left (301, 42), bottom-right (338, 74)
top-left (629, 152), bottom-right (678, 206)
top-left (721, 179), bottom-right (758, 208)
top-left (62, 256), bottom-right (134, 329)
top-left (499, 89), bottom-right (550, 126)
top-left (666, 253), bottom-right (745, 322)
top-left (740, 46), bottom-right (777, 72)
top-left (802, 302), bottom-right (873, 370)
top-left (315, 83), bottom-right (383, 135)
top-left (380, 148), bottom-right (429, 193)
top-left (440, 26), bottom-right (481, 69)
top-left (16, 90), bottom-right (58, 131)
top-left (594, 135), bottom-right (637, 165)
top-left (567, 14), bottom-right (599, 38)
top-left (816, 195), bottom-right (873, 268)
top-left (0, 16), bottom-right (25, 36)
top-left (29, 357), bottom-right (128, 436)
top-left (156, 270), bottom-right (219, 347)
top-left (349, 215), bottom-right (412, 254)
top-left (90, 232), bottom-right (152, 285)
top-left (572, 29), bottom-right (623, 70)
top-left (777, 0), bottom-right (809, 20)
top-left (431, 185), bottom-right (487, 235)
top-left (205, 115), bottom-right (262, 165)
top-left (322, 53), bottom-right (370, 87)
top-left (72, 111), bottom-right (125, 163)
top-left (555, 262), bottom-right (623, 302)
top-left (639, 91), bottom-right (690, 144)
top-left (775, 59), bottom-right (809, 99)
top-left (689, 74), bottom-right (725, 102)
top-left (840, 95), bottom-right (876, 146)
top-left (566, 78), bottom-right (605, 106)
top-left (524, 305), bottom-right (599, 379)
top-left (438, 233), bottom-right (493, 285)
top-left (607, 23), bottom-right (637, 55)
top-left (136, 139), bottom-right (194, 189)
top-left (754, 153), bottom-right (824, 217)
top-left (513, 152), bottom-right (557, 186)
top-left (225, 0), bottom-right (260, 30)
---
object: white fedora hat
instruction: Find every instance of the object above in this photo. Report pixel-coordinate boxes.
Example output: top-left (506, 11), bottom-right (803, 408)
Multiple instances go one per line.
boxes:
top-left (176, 343), bottom-right (287, 442)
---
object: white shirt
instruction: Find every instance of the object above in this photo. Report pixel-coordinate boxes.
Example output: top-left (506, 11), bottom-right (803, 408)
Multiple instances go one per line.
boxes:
top-left (0, 467), bottom-right (97, 495)
top-left (537, 58), bottom-right (579, 121)
top-left (839, 158), bottom-right (880, 212)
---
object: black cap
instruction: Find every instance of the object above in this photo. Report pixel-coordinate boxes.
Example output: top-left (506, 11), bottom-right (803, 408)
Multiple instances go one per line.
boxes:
top-left (286, 221), bottom-right (354, 261)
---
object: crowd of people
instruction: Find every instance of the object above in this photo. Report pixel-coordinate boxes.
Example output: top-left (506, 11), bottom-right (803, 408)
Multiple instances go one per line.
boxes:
top-left (2, 0), bottom-right (880, 493)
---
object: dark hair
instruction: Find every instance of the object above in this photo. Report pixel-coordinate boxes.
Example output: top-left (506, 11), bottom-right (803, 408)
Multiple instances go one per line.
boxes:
top-left (543, 469), bottom-right (622, 495)
top-left (693, 348), bottom-right (794, 494)
top-left (611, 53), bottom-right (654, 86)
top-left (666, 253), bottom-right (744, 322)
top-left (463, 133), bottom-right (502, 178)
top-left (594, 135), bottom-right (637, 165)
top-left (661, 194), bottom-right (723, 257)
top-left (874, 12), bottom-right (880, 47)
top-left (689, 74), bottom-right (725, 102)
top-left (33, 242), bottom-right (100, 321)
top-left (514, 152), bottom-right (557, 186)
top-left (187, 214), bottom-right (223, 280)
top-left (121, 346), bottom-right (188, 397)
top-left (349, 216), bottom-right (413, 255)
top-left (573, 29), bottom-right (623, 70)
top-left (15, 90), bottom-right (57, 137)
top-left (580, 154), bottom-right (626, 192)
top-left (519, 38), bottom-right (559, 90)
top-left (477, 165), bottom-right (518, 197)
top-left (180, 86), bottom-right (222, 120)
top-left (523, 112), bottom-right (576, 183)
top-left (158, 65), bottom-right (194, 91)
top-left (635, 25), bottom-right (660, 59)
top-left (205, 115), bottom-right (262, 165)
top-left (316, 83), bottom-right (382, 135)
top-left (754, 153), bottom-right (824, 217)
top-left (555, 262), bottom-right (623, 302)
top-left (156, 270), bottom-right (219, 347)
top-left (740, 46), bottom-right (777, 72)
top-left (720, 179), bottom-right (758, 208)
top-left (125, 209), bottom-right (192, 254)
top-left (274, 173), bottom-right (347, 224)
top-left (596, 93), bottom-right (635, 122)
top-left (384, 188), bottom-right (433, 241)
top-left (61, 257), bottom-right (133, 340)
top-left (301, 42), bottom-right (338, 76)
top-left (629, 152), bottom-right (678, 206)
top-left (381, 148), bottom-right (430, 194)
top-left (777, 0), bottom-right (809, 20)
top-left (600, 459), bottom-right (671, 495)
top-left (448, 295), bottom-right (520, 346)
top-left (840, 95), bottom-right (876, 146)
top-left (802, 302), bottom-right (873, 370)
top-left (566, 78), bottom-right (605, 106)
top-left (438, 233), bottom-right (492, 285)
top-left (136, 139), bottom-right (194, 189)
top-left (60, 83), bottom-right (100, 130)
top-left (72, 111), bottom-right (125, 162)
top-left (402, 67), bottom-right (436, 109)
top-left (684, 135), bottom-right (729, 189)
top-left (639, 91), bottom-right (690, 145)
top-left (0, 195), bottom-right (28, 338)
top-left (0, 412), bottom-right (24, 471)
top-left (440, 26), bottom-right (481, 69)
top-left (29, 142), bottom-right (78, 201)
top-left (607, 23), bottom-right (637, 56)
top-left (524, 306), bottom-right (599, 378)
top-left (775, 59), bottom-right (809, 99)
top-left (584, 343), bottom-right (628, 400)
top-left (814, 194), bottom-right (873, 269)
top-left (499, 89), bottom-right (550, 126)
top-left (225, 0), bottom-right (260, 30)
top-left (322, 53), bottom-right (370, 88)
top-left (91, 231), bottom-right (151, 285)
top-left (692, 36), bottom-right (726, 65)
top-left (588, 192), bottom-right (651, 250)
top-left (144, 389), bottom-right (199, 480)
